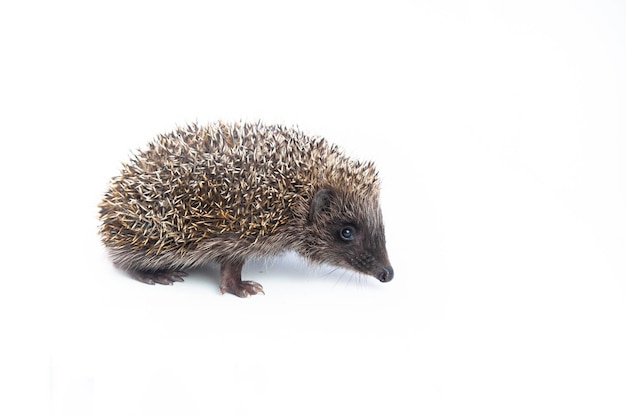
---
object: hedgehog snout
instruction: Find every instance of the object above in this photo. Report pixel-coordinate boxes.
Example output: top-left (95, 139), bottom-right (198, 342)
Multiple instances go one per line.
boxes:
top-left (349, 252), bottom-right (393, 282)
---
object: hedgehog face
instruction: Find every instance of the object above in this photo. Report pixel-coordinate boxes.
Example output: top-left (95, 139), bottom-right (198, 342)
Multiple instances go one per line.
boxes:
top-left (303, 188), bottom-right (394, 282)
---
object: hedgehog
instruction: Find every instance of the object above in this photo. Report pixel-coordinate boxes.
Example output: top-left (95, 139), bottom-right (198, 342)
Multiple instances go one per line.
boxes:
top-left (98, 121), bottom-right (393, 297)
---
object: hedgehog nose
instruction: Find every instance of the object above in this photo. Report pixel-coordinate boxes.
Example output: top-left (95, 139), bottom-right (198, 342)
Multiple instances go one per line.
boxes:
top-left (377, 266), bottom-right (394, 282)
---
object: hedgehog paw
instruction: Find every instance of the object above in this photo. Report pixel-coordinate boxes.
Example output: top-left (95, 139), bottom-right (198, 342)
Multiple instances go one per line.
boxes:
top-left (131, 270), bottom-right (187, 285)
top-left (220, 280), bottom-right (264, 297)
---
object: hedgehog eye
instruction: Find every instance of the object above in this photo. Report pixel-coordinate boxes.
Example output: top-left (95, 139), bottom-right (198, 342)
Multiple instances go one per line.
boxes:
top-left (339, 225), bottom-right (356, 242)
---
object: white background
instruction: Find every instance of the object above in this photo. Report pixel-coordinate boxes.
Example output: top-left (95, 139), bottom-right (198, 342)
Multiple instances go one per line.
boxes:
top-left (1, 1), bottom-right (625, 416)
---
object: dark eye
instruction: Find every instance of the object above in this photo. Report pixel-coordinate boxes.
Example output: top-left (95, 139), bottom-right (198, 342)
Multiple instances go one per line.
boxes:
top-left (339, 225), bottom-right (356, 242)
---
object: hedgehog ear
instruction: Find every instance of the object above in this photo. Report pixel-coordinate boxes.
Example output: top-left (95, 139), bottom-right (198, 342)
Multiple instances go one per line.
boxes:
top-left (309, 188), bottom-right (334, 222)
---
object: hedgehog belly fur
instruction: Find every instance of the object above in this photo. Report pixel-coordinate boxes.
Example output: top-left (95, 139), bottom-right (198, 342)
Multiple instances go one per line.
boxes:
top-left (104, 223), bottom-right (304, 272)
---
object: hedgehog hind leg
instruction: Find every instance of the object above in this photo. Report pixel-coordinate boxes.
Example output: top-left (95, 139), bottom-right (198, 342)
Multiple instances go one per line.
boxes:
top-left (130, 269), bottom-right (187, 285)
top-left (219, 260), bottom-right (264, 297)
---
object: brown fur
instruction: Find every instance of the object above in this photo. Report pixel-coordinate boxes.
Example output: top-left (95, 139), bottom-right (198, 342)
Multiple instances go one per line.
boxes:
top-left (99, 121), bottom-right (393, 296)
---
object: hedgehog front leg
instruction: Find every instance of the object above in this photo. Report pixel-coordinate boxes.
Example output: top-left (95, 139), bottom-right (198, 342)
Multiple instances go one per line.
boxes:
top-left (219, 260), bottom-right (264, 297)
